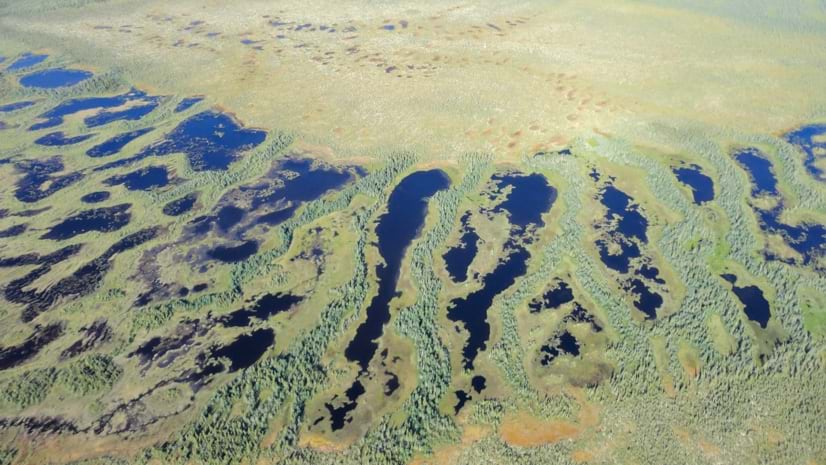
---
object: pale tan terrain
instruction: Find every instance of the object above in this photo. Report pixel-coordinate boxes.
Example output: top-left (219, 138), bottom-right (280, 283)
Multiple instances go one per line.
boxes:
top-left (3, 0), bottom-right (826, 159)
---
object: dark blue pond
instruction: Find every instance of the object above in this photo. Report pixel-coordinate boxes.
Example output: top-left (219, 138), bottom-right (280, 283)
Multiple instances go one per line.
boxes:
top-left (327, 169), bottom-right (449, 430)
top-left (540, 330), bottom-right (580, 366)
top-left (566, 302), bottom-right (603, 332)
top-left (593, 181), bottom-right (664, 319)
top-left (103, 166), bottom-right (169, 191)
top-left (529, 279), bottom-right (574, 313)
top-left (219, 292), bottom-right (303, 327)
top-left (785, 124), bottom-right (826, 182)
top-left (734, 148), bottom-right (778, 196)
top-left (756, 204), bottom-right (825, 265)
top-left (673, 164), bottom-right (715, 204)
top-left (0, 323), bottom-right (63, 371)
top-left (41, 204), bottom-right (131, 240)
top-left (594, 184), bottom-right (648, 270)
top-left (85, 102), bottom-right (159, 128)
top-left (210, 328), bottom-right (274, 372)
top-left (86, 128), bottom-right (154, 157)
top-left (453, 389), bottom-right (471, 414)
top-left (182, 157), bottom-right (360, 242)
top-left (208, 240), bottom-right (259, 263)
top-left (443, 211), bottom-right (479, 282)
top-left (345, 169), bottom-right (451, 373)
top-left (472, 375), bottom-right (486, 393)
top-left (489, 172), bottom-right (555, 231)
top-left (246, 158), bottom-right (359, 224)
top-left (325, 380), bottom-right (365, 431)
top-left (450, 172), bottom-right (556, 369)
top-left (384, 372), bottom-right (400, 396)
top-left (175, 96), bottom-right (204, 113)
top-left (81, 191), bottom-right (111, 203)
top-left (636, 264), bottom-right (665, 284)
top-left (217, 205), bottom-right (245, 231)
top-left (7, 53), bottom-right (47, 71)
top-left (14, 157), bottom-right (83, 203)
top-left (733, 148), bottom-right (825, 265)
top-left (20, 68), bottom-right (93, 89)
top-left (162, 193), bottom-right (198, 216)
top-left (0, 224), bottom-right (27, 238)
top-left (721, 274), bottom-right (771, 328)
top-left (6, 228), bottom-right (157, 322)
top-left (626, 278), bottom-right (663, 320)
top-left (0, 101), bottom-right (35, 112)
top-left (599, 184), bottom-right (648, 242)
top-left (29, 89), bottom-right (158, 131)
top-left (95, 110), bottom-right (266, 171)
top-left (34, 131), bottom-right (95, 146)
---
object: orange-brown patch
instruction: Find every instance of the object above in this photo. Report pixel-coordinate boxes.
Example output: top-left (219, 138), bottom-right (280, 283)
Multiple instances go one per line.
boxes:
top-left (571, 449), bottom-right (595, 463)
top-left (500, 413), bottom-right (581, 447)
top-left (298, 431), bottom-right (348, 452)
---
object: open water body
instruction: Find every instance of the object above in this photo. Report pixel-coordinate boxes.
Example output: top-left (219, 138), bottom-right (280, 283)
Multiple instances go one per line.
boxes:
top-left (721, 274), bottom-right (771, 328)
top-left (442, 211), bottom-right (479, 282)
top-left (673, 164), bottom-right (715, 204)
top-left (20, 68), bottom-right (93, 89)
top-left (326, 169), bottom-right (450, 431)
top-left (448, 172), bottom-right (556, 370)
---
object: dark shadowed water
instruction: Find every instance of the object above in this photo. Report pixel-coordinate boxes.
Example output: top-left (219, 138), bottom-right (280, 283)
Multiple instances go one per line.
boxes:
top-left (626, 278), bottom-right (663, 320)
top-left (14, 157), bottom-right (83, 203)
top-left (0, 323), bottom-right (64, 371)
top-left (733, 148), bottom-right (824, 265)
top-left (721, 274), bottom-right (771, 328)
top-left (345, 169), bottom-right (451, 373)
top-left (442, 211), bottom-right (479, 282)
top-left (219, 292), bottom-right (303, 327)
top-left (208, 240), bottom-right (259, 263)
top-left (329, 169), bottom-right (449, 431)
top-left (325, 380), bottom-right (365, 431)
top-left (34, 131), bottom-right (95, 146)
top-left (41, 204), bottom-right (131, 240)
top-left (593, 181), bottom-right (664, 319)
top-left (80, 191), bottom-right (111, 203)
top-left (529, 279), bottom-right (574, 313)
top-left (210, 328), bottom-right (274, 371)
top-left (757, 205), bottom-right (826, 265)
top-left (449, 172), bottom-right (556, 370)
top-left (162, 193), bottom-right (198, 216)
top-left (0, 224), bottom-right (27, 238)
top-left (103, 166), bottom-right (170, 191)
top-left (453, 390), bottom-right (471, 414)
top-left (6, 227), bottom-right (158, 322)
top-left (540, 330), bottom-right (580, 366)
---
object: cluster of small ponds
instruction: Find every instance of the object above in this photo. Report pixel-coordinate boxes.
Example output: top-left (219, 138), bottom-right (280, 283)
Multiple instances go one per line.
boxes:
top-left (0, 50), bottom-right (821, 435)
top-left (734, 147), bottom-right (825, 267)
top-left (592, 177), bottom-right (667, 320)
top-left (4, 52), bottom-right (91, 89)
top-left (326, 169), bottom-right (450, 430)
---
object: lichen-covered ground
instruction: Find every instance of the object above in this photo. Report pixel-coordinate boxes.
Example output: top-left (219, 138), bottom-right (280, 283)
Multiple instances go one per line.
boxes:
top-left (0, 1), bottom-right (824, 464)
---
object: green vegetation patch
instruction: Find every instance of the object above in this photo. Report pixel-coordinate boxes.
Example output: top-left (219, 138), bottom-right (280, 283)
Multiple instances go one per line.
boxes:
top-left (58, 354), bottom-right (123, 396)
